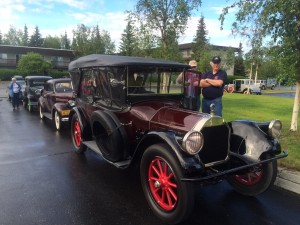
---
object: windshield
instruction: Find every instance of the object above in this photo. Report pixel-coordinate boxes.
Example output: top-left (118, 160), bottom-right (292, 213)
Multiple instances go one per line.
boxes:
top-left (127, 68), bottom-right (184, 95)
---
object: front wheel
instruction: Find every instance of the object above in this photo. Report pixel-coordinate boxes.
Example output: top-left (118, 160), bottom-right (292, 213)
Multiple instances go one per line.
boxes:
top-left (227, 156), bottom-right (278, 196)
top-left (39, 105), bottom-right (44, 120)
top-left (54, 110), bottom-right (62, 131)
top-left (140, 144), bottom-right (195, 224)
top-left (70, 113), bottom-right (87, 154)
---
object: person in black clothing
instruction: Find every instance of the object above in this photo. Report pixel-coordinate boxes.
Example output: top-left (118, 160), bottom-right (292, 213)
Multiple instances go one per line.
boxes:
top-left (199, 56), bottom-right (227, 116)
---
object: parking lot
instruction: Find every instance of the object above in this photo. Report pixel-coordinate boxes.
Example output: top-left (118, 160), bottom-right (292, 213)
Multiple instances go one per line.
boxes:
top-left (0, 80), bottom-right (300, 225)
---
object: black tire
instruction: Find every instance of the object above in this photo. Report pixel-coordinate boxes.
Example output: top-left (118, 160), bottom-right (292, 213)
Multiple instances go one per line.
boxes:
top-left (140, 144), bottom-right (195, 224)
top-left (23, 98), bottom-right (28, 109)
top-left (70, 113), bottom-right (87, 154)
top-left (227, 155), bottom-right (278, 196)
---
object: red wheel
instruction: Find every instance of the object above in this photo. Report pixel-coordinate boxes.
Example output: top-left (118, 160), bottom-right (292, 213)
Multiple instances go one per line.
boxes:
top-left (228, 86), bottom-right (234, 93)
top-left (233, 170), bottom-right (263, 185)
top-left (227, 155), bottom-right (277, 196)
top-left (148, 157), bottom-right (178, 211)
top-left (140, 144), bottom-right (195, 224)
top-left (71, 113), bottom-right (87, 153)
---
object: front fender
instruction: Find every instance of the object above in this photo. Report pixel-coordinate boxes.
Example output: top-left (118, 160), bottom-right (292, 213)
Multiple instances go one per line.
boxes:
top-left (229, 120), bottom-right (280, 162)
top-left (70, 107), bottom-right (92, 140)
top-left (135, 131), bottom-right (204, 174)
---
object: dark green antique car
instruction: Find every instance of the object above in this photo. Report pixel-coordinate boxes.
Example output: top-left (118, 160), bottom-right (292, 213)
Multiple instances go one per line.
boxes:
top-left (68, 54), bottom-right (287, 225)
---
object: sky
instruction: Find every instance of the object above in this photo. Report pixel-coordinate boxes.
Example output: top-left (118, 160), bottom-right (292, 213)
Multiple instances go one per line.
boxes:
top-left (0, 0), bottom-right (244, 50)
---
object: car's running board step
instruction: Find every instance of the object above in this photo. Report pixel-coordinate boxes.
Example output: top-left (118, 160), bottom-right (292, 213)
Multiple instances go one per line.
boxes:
top-left (82, 140), bottom-right (131, 168)
top-left (43, 112), bottom-right (52, 120)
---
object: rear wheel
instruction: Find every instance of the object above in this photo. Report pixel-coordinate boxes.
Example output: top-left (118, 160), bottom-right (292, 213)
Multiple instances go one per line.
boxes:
top-left (140, 144), bottom-right (195, 224)
top-left (71, 113), bottom-right (87, 154)
top-left (227, 155), bottom-right (277, 196)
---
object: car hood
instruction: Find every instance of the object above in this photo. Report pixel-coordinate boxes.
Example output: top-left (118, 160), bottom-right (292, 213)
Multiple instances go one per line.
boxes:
top-left (129, 100), bottom-right (212, 133)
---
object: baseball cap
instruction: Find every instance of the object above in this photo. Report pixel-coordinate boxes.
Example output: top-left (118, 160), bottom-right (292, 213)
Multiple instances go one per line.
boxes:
top-left (212, 56), bottom-right (221, 64)
top-left (189, 60), bottom-right (197, 67)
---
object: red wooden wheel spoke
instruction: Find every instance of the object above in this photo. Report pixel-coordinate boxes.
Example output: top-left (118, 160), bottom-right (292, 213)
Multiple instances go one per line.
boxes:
top-left (148, 157), bottom-right (178, 211)
top-left (234, 171), bottom-right (263, 185)
top-left (74, 120), bottom-right (82, 147)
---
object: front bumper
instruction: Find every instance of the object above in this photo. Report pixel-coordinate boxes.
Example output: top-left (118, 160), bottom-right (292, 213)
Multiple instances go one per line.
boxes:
top-left (181, 150), bottom-right (288, 183)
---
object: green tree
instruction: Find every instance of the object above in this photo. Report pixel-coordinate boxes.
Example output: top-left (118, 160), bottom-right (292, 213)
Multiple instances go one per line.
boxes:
top-left (133, 0), bottom-right (202, 59)
top-left (3, 25), bottom-right (22, 46)
top-left (0, 31), bottom-right (2, 44)
top-left (119, 13), bottom-right (138, 56)
top-left (220, 0), bottom-right (300, 131)
top-left (71, 24), bottom-right (115, 56)
top-left (22, 25), bottom-right (29, 46)
top-left (29, 26), bottom-right (43, 47)
top-left (61, 31), bottom-right (71, 49)
top-left (43, 35), bottom-right (61, 49)
top-left (17, 52), bottom-right (51, 75)
top-left (234, 43), bottom-right (246, 76)
top-left (192, 16), bottom-right (209, 60)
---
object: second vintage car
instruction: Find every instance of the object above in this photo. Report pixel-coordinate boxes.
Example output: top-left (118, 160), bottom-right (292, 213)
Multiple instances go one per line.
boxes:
top-left (68, 54), bottom-right (287, 225)
top-left (23, 75), bottom-right (53, 112)
top-left (39, 78), bottom-right (73, 130)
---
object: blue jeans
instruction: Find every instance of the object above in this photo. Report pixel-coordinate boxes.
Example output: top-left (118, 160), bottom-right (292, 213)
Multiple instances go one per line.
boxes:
top-left (202, 97), bottom-right (223, 117)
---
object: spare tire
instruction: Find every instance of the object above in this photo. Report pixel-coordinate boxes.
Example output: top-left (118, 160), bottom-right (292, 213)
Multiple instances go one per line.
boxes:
top-left (91, 111), bottom-right (128, 162)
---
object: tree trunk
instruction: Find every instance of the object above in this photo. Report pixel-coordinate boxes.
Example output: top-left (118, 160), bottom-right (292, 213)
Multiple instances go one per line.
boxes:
top-left (290, 81), bottom-right (300, 131)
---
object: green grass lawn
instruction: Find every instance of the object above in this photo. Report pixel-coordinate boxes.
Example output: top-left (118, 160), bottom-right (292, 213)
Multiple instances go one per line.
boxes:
top-left (222, 93), bottom-right (300, 171)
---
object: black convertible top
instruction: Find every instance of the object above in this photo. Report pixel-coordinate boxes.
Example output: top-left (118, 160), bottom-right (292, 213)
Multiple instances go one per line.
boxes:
top-left (68, 54), bottom-right (190, 71)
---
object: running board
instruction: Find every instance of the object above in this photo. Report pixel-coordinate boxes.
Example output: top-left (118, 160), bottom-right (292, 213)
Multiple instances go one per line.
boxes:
top-left (82, 140), bottom-right (131, 169)
top-left (43, 112), bottom-right (52, 120)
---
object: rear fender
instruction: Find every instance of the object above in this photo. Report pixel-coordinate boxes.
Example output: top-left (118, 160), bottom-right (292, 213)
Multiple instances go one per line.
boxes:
top-left (134, 131), bottom-right (204, 174)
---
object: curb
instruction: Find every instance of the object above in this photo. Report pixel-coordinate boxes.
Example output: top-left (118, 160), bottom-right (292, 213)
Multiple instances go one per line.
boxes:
top-left (274, 167), bottom-right (300, 194)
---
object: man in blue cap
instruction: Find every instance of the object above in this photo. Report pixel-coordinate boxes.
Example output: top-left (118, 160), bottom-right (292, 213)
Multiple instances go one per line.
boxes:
top-left (199, 56), bottom-right (227, 116)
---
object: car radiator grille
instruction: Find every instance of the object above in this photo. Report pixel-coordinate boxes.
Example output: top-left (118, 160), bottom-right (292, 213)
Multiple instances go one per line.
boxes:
top-left (198, 124), bottom-right (230, 166)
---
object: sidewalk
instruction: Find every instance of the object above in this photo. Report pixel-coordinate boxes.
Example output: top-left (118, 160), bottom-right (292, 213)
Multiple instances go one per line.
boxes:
top-left (275, 167), bottom-right (300, 194)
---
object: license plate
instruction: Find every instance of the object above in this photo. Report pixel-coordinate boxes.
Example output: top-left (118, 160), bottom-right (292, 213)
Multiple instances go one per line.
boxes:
top-left (61, 110), bottom-right (70, 116)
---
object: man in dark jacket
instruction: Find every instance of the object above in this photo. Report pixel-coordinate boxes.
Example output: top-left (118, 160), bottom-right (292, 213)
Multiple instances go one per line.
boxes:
top-left (200, 56), bottom-right (227, 116)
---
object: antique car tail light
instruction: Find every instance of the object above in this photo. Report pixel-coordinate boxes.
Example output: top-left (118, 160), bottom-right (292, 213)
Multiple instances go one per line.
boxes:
top-left (182, 131), bottom-right (204, 155)
top-left (268, 119), bottom-right (282, 138)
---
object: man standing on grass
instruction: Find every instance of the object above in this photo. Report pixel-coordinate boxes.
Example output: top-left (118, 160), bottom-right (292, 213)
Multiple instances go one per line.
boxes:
top-left (199, 56), bottom-right (227, 116)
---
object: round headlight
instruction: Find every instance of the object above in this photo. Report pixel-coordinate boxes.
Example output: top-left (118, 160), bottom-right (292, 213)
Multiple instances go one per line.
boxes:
top-left (182, 131), bottom-right (204, 155)
top-left (268, 119), bottom-right (282, 138)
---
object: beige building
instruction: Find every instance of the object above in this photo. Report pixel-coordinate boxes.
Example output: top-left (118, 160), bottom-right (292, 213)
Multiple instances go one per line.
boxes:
top-left (178, 43), bottom-right (240, 75)
top-left (0, 45), bottom-right (75, 70)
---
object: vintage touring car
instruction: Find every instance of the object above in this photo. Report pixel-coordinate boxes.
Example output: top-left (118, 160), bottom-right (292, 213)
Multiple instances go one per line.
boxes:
top-left (68, 54), bottom-right (287, 224)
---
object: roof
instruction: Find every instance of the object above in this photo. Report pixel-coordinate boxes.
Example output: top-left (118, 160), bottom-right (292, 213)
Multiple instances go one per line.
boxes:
top-left (0, 45), bottom-right (74, 58)
top-left (68, 54), bottom-right (190, 71)
top-left (25, 76), bottom-right (53, 80)
top-left (178, 43), bottom-right (240, 52)
top-left (46, 78), bottom-right (71, 83)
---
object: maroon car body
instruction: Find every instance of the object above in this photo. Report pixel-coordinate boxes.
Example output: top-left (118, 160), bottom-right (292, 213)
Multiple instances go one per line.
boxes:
top-left (38, 78), bottom-right (73, 130)
top-left (68, 54), bottom-right (287, 224)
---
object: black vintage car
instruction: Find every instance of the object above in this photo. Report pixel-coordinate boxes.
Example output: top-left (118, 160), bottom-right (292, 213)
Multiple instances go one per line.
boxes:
top-left (68, 54), bottom-right (287, 224)
top-left (23, 76), bottom-right (53, 112)
top-left (38, 78), bottom-right (73, 130)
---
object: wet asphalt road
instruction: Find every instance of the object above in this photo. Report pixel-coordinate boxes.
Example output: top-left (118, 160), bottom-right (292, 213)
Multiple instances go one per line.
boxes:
top-left (0, 98), bottom-right (300, 225)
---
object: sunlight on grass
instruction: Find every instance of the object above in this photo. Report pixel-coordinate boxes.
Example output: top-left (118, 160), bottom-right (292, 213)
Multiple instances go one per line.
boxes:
top-left (222, 93), bottom-right (300, 171)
